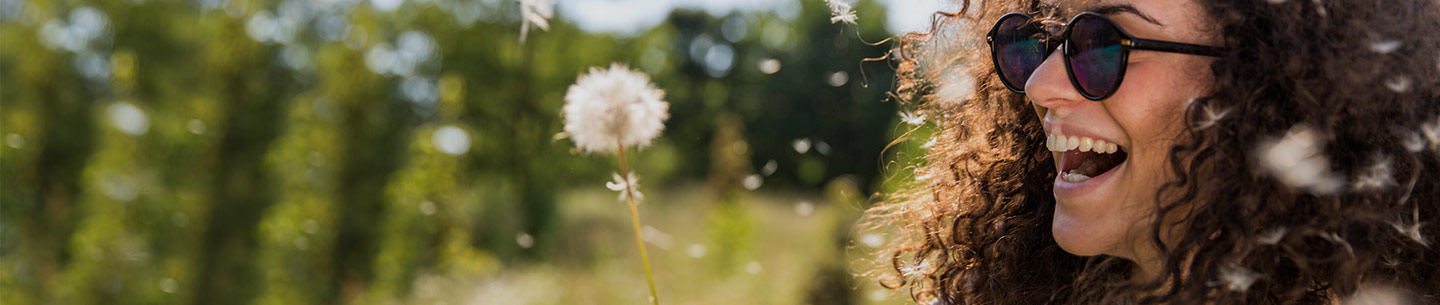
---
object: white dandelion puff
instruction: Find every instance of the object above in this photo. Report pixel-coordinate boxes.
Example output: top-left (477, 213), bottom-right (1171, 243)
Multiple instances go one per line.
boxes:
top-left (1194, 103), bottom-right (1232, 130)
top-left (517, 0), bottom-right (554, 42)
top-left (1256, 126), bottom-right (1344, 194)
top-left (1384, 76), bottom-right (1412, 93)
top-left (1369, 39), bottom-right (1403, 54)
top-left (1258, 227), bottom-right (1288, 245)
top-left (605, 172), bottom-right (644, 202)
top-left (899, 111), bottom-right (926, 126)
top-left (825, 0), bottom-right (857, 25)
top-left (1211, 263), bottom-right (1260, 293)
top-left (1352, 154), bottom-right (1394, 191)
top-left (562, 63), bottom-right (670, 154)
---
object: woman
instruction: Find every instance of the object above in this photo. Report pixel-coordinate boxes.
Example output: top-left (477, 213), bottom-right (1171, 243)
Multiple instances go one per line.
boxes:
top-left (868, 0), bottom-right (1440, 303)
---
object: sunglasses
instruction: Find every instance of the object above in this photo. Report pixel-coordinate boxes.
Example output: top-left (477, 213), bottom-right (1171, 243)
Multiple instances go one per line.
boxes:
top-left (986, 12), bottom-right (1224, 100)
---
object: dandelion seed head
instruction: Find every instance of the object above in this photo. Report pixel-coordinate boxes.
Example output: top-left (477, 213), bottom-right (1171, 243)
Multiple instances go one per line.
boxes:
top-left (1212, 263), bottom-right (1260, 293)
top-left (1369, 39), bottom-right (1403, 54)
top-left (825, 0), bottom-right (857, 25)
top-left (1256, 126), bottom-right (1344, 194)
top-left (562, 63), bottom-right (669, 154)
top-left (1384, 76), bottom-right (1412, 93)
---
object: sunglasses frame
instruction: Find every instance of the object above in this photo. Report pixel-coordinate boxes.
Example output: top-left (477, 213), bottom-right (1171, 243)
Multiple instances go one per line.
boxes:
top-left (986, 12), bottom-right (1225, 100)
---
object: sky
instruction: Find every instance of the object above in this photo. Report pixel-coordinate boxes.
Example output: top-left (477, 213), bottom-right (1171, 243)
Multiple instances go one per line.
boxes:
top-left (557, 0), bottom-right (955, 37)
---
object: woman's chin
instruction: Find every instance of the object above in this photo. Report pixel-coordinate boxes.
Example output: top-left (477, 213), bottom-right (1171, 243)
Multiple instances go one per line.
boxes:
top-left (1050, 212), bottom-right (1112, 256)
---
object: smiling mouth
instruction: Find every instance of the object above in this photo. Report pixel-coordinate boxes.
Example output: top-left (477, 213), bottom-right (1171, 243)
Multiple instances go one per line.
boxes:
top-left (1047, 134), bottom-right (1129, 183)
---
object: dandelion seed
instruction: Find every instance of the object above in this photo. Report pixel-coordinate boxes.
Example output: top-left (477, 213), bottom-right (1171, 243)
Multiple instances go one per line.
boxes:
top-left (901, 259), bottom-right (932, 278)
top-left (517, 0), bottom-right (554, 42)
top-left (1320, 232), bottom-right (1356, 256)
top-left (1258, 227), bottom-right (1288, 245)
top-left (1352, 154), bottom-right (1394, 191)
top-left (825, 0), bottom-right (857, 25)
top-left (1369, 39), bottom-right (1403, 54)
top-left (605, 172), bottom-right (643, 202)
top-left (1388, 220), bottom-right (1428, 247)
top-left (1211, 263), bottom-right (1260, 293)
top-left (1194, 103), bottom-right (1232, 130)
top-left (1400, 130), bottom-right (1425, 152)
top-left (899, 111), bottom-right (927, 126)
top-left (1422, 118), bottom-right (1440, 151)
top-left (1384, 76), bottom-right (1412, 93)
top-left (1256, 126), bottom-right (1344, 194)
top-left (937, 70), bottom-right (975, 103)
top-left (921, 137), bottom-right (938, 149)
top-left (562, 63), bottom-right (669, 154)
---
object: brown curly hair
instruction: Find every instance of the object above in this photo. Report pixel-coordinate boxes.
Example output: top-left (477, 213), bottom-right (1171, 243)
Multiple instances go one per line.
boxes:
top-left (864, 0), bottom-right (1440, 304)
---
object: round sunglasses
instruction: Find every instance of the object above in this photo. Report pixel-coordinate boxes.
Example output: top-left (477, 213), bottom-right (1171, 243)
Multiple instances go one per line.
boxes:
top-left (986, 12), bottom-right (1225, 100)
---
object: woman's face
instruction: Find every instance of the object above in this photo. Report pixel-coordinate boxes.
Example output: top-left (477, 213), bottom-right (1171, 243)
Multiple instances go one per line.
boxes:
top-left (1025, 0), bottom-right (1217, 265)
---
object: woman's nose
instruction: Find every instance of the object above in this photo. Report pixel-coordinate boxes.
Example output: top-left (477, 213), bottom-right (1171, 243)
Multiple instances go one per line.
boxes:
top-left (1025, 48), bottom-right (1086, 110)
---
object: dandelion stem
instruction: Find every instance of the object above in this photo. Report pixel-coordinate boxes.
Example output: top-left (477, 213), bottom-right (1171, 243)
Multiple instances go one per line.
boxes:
top-left (617, 143), bottom-right (660, 305)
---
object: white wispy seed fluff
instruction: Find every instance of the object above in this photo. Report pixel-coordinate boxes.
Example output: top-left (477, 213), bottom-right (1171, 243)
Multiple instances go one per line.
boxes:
top-left (562, 63), bottom-right (670, 154)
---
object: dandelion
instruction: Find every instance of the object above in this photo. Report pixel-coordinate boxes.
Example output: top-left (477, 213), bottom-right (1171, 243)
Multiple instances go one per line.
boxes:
top-left (1211, 263), bottom-right (1260, 293)
top-left (563, 63), bottom-right (669, 154)
top-left (825, 0), bottom-right (857, 25)
top-left (1390, 205), bottom-right (1429, 247)
top-left (899, 111), bottom-right (926, 126)
top-left (1194, 103), bottom-right (1231, 130)
top-left (1256, 125), bottom-right (1344, 194)
top-left (561, 63), bottom-right (668, 305)
top-left (517, 0), bottom-right (554, 42)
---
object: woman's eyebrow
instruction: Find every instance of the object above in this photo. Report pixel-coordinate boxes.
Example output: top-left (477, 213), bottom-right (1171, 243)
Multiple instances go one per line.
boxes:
top-left (1087, 4), bottom-right (1164, 27)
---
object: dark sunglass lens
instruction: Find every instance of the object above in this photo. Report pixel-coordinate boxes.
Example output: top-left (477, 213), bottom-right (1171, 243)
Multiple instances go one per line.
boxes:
top-left (994, 16), bottom-right (1045, 90)
top-left (1067, 16), bottom-right (1124, 98)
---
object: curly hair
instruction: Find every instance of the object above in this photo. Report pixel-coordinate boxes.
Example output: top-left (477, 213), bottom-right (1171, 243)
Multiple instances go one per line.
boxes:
top-left (864, 0), bottom-right (1440, 304)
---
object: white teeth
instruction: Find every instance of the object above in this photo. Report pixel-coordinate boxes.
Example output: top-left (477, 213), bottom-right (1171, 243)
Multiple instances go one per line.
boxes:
top-left (1061, 171), bottom-right (1092, 182)
top-left (1045, 133), bottom-right (1121, 154)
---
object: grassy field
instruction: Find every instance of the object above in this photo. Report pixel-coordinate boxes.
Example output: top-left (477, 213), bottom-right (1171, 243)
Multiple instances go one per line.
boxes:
top-left (456, 183), bottom-right (910, 305)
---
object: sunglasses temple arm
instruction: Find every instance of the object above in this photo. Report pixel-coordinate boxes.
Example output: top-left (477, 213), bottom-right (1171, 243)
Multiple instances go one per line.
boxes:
top-left (1126, 38), bottom-right (1225, 57)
